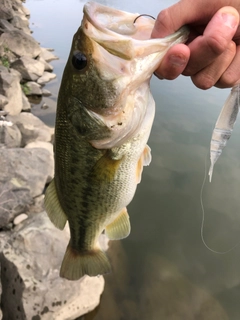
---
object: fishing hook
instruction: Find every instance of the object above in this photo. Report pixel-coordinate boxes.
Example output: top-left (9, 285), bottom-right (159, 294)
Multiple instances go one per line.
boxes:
top-left (133, 14), bottom-right (156, 24)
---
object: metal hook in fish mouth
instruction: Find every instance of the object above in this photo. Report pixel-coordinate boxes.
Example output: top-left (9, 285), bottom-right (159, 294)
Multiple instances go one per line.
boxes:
top-left (133, 14), bottom-right (156, 24)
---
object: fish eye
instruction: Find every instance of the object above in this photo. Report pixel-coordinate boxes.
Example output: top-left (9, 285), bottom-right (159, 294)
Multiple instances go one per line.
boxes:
top-left (72, 51), bottom-right (87, 70)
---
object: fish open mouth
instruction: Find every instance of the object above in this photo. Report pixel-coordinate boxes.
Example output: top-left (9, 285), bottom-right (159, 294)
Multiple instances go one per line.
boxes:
top-left (83, 1), bottom-right (155, 40)
top-left (82, 1), bottom-right (189, 60)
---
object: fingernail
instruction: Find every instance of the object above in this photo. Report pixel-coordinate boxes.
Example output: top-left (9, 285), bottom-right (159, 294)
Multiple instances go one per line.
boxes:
top-left (221, 12), bottom-right (238, 29)
top-left (169, 54), bottom-right (187, 67)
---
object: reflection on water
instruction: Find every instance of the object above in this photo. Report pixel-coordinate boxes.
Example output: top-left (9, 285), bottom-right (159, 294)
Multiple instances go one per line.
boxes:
top-left (27, 0), bottom-right (240, 319)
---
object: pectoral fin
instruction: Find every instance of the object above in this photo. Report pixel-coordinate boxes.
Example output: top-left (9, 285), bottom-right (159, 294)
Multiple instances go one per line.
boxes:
top-left (92, 150), bottom-right (123, 182)
top-left (136, 145), bottom-right (152, 184)
top-left (105, 208), bottom-right (131, 240)
top-left (143, 145), bottom-right (152, 166)
top-left (44, 179), bottom-right (68, 230)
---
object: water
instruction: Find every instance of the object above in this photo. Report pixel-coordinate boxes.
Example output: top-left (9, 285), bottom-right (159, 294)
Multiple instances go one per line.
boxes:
top-left (26, 0), bottom-right (240, 319)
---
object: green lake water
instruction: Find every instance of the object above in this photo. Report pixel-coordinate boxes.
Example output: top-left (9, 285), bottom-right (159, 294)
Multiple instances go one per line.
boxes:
top-left (26, 0), bottom-right (240, 319)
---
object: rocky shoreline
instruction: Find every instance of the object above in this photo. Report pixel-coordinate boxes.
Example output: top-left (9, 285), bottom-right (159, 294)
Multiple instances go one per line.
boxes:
top-left (0, 0), bottom-right (105, 319)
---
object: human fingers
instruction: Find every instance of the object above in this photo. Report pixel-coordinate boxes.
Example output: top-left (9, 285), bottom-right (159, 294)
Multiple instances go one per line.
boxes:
top-left (151, 0), bottom-right (224, 39)
top-left (154, 44), bottom-right (190, 80)
top-left (191, 41), bottom-right (237, 89)
top-left (183, 6), bottom-right (239, 77)
top-left (216, 45), bottom-right (240, 88)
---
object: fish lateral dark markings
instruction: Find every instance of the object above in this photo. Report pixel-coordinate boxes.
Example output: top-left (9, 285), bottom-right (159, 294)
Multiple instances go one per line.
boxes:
top-left (44, 1), bottom-right (189, 280)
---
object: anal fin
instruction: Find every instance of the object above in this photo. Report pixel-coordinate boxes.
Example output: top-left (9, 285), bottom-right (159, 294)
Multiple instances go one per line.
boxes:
top-left (105, 208), bottom-right (131, 240)
top-left (44, 178), bottom-right (68, 230)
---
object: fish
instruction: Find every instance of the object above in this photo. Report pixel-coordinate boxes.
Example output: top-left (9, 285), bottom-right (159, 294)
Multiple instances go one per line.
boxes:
top-left (44, 1), bottom-right (189, 280)
top-left (209, 83), bottom-right (240, 182)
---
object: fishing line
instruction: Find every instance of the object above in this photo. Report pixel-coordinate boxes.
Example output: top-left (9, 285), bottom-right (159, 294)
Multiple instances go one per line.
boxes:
top-left (133, 14), bottom-right (156, 24)
top-left (200, 85), bottom-right (240, 254)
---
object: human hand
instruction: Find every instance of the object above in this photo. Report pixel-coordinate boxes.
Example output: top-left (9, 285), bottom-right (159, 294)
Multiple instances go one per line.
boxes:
top-left (152, 1), bottom-right (240, 89)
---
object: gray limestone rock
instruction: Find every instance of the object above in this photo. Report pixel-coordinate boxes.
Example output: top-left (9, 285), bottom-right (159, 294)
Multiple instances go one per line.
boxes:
top-left (41, 89), bottom-right (51, 97)
top-left (24, 81), bottom-right (42, 96)
top-left (21, 92), bottom-right (31, 112)
top-left (0, 68), bottom-right (23, 115)
top-left (0, 0), bottom-right (14, 20)
top-left (0, 147), bottom-right (53, 197)
top-left (0, 45), bottom-right (18, 65)
top-left (21, 4), bottom-right (30, 17)
top-left (0, 94), bottom-right (8, 109)
top-left (0, 122), bottom-right (22, 148)
top-left (0, 147), bottom-right (53, 226)
top-left (25, 141), bottom-right (54, 167)
top-left (37, 56), bottom-right (54, 72)
top-left (8, 112), bottom-right (53, 146)
top-left (37, 71), bottom-right (56, 85)
top-left (0, 29), bottom-right (41, 58)
top-left (1, 212), bottom-right (105, 320)
top-left (0, 19), bottom-right (15, 32)
top-left (10, 15), bottom-right (30, 35)
top-left (13, 213), bottom-right (28, 225)
top-left (0, 181), bottom-right (32, 228)
top-left (39, 47), bottom-right (58, 62)
top-left (11, 56), bottom-right (45, 81)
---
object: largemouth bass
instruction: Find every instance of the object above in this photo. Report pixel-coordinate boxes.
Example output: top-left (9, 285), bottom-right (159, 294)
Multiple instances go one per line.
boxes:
top-left (44, 1), bottom-right (189, 280)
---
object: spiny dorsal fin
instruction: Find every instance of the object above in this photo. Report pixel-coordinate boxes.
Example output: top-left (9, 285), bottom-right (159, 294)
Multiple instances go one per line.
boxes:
top-left (44, 179), bottom-right (68, 230)
top-left (105, 208), bottom-right (131, 240)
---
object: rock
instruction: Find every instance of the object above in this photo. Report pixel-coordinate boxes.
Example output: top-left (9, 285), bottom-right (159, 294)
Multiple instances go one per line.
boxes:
top-left (0, 94), bottom-right (8, 109)
top-left (0, 29), bottom-right (41, 58)
top-left (0, 0), bottom-right (14, 20)
top-left (39, 47), bottom-right (58, 62)
top-left (0, 147), bottom-right (53, 196)
top-left (13, 213), bottom-right (28, 225)
top-left (27, 194), bottom-right (45, 215)
top-left (1, 212), bottom-right (105, 320)
top-left (42, 89), bottom-right (51, 97)
top-left (8, 112), bottom-right (53, 145)
top-left (21, 4), bottom-right (30, 17)
top-left (11, 56), bottom-right (45, 81)
top-left (0, 65), bottom-right (8, 73)
top-left (0, 44), bottom-right (18, 65)
top-left (0, 122), bottom-right (22, 148)
top-left (37, 71), bottom-right (56, 85)
top-left (0, 180), bottom-right (32, 228)
top-left (0, 110), bottom-right (8, 117)
top-left (0, 19), bottom-right (15, 32)
top-left (21, 92), bottom-right (31, 112)
top-left (0, 147), bottom-right (53, 226)
top-left (41, 102), bottom-right (49, 109)
top-left (10, 15), bottom-right (30, 35)
top-left (0, 68), bottom-right (23, 115)
top-left (24, 81), bottom-right (42, 96)
top-left (25, 141), bottom-right (54, 164)
top-left (37, 56), bottom-right (54, 72)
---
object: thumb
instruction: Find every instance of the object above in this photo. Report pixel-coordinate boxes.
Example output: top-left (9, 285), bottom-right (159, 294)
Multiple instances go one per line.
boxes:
top-left (151, 0), bottom-right (225, 38)
top-left (152, 3), bottom-right (185, 38)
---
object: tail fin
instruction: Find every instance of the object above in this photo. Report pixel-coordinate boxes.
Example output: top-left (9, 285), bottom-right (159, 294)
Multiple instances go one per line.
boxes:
top-left (60, 244), bottom-right (111, 280)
